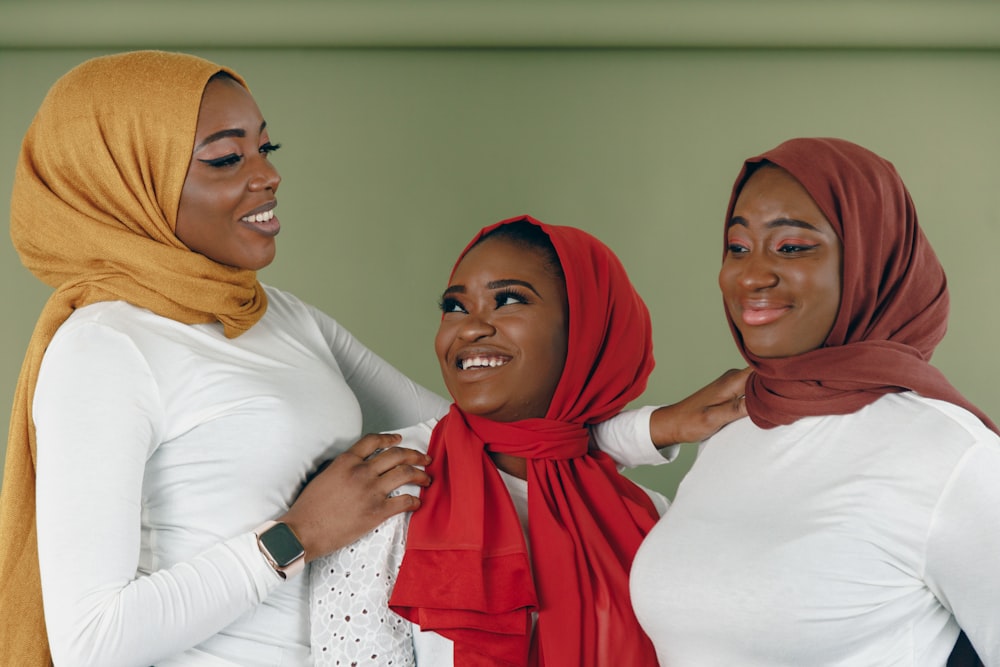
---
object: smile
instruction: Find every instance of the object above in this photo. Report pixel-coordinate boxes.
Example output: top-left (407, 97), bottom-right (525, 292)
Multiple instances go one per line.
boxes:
top-left (458, 355), bottom-right (511, 371)
top-left (240, 208), bottom-right (275, 224)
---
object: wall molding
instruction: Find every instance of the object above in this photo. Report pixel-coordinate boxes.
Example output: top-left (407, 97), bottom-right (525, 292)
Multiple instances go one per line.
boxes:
top-left (2, 1), bottom-right (999, 50)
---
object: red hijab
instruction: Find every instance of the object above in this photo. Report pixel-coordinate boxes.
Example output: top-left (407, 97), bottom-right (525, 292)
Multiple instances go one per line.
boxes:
top-left (390, 215), bottom-right (660, 666)
top-left (726, 137), bottom-right (997, 434)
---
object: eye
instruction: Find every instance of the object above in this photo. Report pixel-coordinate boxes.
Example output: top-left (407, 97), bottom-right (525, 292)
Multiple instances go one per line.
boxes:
top-left (726, 241), bottom-right (749, 256)
top-left (439, 296), bottom-right (466, 314)
top-left (199, 153), bottom-right (243, 168)
top-left (259, 142), bottom-right (281, 158)
top-left (494, 289), bottom-right (528, 308)
top-left (776, 242), bottom-right (819, 254)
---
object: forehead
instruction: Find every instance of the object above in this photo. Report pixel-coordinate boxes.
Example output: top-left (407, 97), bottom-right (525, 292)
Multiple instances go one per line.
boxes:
top-left (732, 166), bottom-right (836, 233)
top-left (736, 166), bottom-right (814, 206)
top-left (453, 237), bottom-right (559, 281)
top-left (194, 77), bottom-right (262, 133)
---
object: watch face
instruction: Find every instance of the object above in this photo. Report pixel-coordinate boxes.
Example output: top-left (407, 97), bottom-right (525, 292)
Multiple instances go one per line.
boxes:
top-left (261, 523), bottom-right (305, 566)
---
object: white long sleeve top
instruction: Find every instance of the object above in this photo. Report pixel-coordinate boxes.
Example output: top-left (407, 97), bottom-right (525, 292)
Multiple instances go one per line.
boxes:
top-left (630, 392), bottom-right (1000, 666)
top-left (33, 285), bottom-right (448, 667)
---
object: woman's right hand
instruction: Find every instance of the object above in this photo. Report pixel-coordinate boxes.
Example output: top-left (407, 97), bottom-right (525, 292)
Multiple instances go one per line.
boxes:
top-left (278, 433), bottom-right (431, 562)
top-left (648, 367), bottom-right (750, 447)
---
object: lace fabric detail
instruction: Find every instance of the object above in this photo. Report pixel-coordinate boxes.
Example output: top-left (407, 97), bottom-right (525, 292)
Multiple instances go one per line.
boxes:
top-left (310, 513), bottom-right (415, 667)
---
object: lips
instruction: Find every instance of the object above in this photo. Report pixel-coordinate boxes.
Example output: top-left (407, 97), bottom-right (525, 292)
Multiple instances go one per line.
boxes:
top-left (738, 301), bottom-right (790, 326)
top-left (238, 202), bottom-right (280, 235)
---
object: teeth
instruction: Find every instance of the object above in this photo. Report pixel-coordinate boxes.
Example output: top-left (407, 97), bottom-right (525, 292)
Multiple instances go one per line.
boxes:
top-left (242, 209), bottom-right (274, 223)
top-left (460, 356), bottom-right (508, 370)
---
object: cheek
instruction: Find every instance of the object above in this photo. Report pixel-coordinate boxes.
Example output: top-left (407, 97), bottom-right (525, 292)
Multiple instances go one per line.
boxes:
top-left (433, 323), bottom-right (452, 367)
top-left (540, 326), bottom-right (569, 378)
top-left (818, 276), bottom-right (843, 330)
top-left (717, 265), bottom-right (737, 307)
top-left (175, 182), bottom-right (217, 242)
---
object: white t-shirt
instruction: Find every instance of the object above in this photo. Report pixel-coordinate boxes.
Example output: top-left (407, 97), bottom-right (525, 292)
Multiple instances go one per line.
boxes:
top-left (33, 285), bottom-right (448, 667)
top-left (630, 392), bottom-right (1000, 666)
top-left (311, 409), bottom-right (670, 667)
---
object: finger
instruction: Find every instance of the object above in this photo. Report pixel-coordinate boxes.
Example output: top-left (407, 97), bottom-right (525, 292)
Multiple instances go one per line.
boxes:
top-left (734, 393), bottom-right (748, 418)
top-left (375, 463), bottom-right (433, 493)
top-left (379, 493), bottom-right (422, 519)
top-left (366, 446), bottom-right (431, 475)
top-left (715, 367), bottom-right (751, 394)
top-left (347, 432), bottom-right (402, 460)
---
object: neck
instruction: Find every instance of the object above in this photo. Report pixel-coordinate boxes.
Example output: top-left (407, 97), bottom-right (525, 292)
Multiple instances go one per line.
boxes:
top-left (488, 451), bottom-right (528, 480)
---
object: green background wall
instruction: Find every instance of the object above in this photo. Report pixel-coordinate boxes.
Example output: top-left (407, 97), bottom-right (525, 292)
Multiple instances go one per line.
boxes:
top-left (2, 2), bottom-right (998, 498)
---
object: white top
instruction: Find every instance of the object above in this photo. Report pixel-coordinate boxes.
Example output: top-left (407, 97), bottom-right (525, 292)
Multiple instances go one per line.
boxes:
top-left (311, 408), bottom-right (670, 667)
top-left (33, 286), bottom-right (448, 667)
top-left (33, 285), bottom-right (669, 667)
top-left (630, 392), bottom-right (1000, 666)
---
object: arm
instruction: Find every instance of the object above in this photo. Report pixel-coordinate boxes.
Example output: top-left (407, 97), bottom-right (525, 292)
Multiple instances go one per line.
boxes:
top-left (593, 368), bottom-right (749, 468)
top-left (34, 323), bottom-right (278, 667)
top-left (925, 439), bottom-right (1000, 665)
top-left (309, 304), bottom-right (449, 433)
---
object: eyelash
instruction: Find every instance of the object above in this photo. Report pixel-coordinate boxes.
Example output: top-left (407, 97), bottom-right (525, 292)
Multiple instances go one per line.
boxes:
top-left (437, 289), bottom-right (530, 314)
top-left (439, 296), bottom-right (463, 314)
top-left (494, 289), bottom-right (529, 307)
top-left (200, 142), bottom-right (281, 168)
top-left (776, 242), bottom-right (819, 254)
top-left (726, 242), bottom-right (819, 255)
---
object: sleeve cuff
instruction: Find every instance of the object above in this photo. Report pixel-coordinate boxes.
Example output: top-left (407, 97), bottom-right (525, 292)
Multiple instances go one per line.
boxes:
top-left (592, 405), bottom-right (678, 468)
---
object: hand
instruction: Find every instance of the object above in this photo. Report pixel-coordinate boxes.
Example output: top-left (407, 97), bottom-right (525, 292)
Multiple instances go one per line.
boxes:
top-left (649, 367), bottom-right (749, 447)
top-left (278, 432), bottom-right (431, 562)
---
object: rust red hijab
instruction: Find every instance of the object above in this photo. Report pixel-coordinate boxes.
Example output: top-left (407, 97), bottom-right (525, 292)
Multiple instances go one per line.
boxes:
top-left (726, 137), bottom-right (997, 434)
top-left (390, 215), bottom-right (660, 666)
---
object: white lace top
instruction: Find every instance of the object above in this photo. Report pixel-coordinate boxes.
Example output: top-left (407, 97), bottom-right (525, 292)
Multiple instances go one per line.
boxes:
top-left (311, 412), bottom-right (668, 666)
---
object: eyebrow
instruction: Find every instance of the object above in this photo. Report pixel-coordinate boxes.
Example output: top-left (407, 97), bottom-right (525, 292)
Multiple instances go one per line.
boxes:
top-left (194, 121), bottom-right (267, 151)
top-left (726, 216), bottom-right (822, 232)
top-left (442, 278), bottom-right (542, 299)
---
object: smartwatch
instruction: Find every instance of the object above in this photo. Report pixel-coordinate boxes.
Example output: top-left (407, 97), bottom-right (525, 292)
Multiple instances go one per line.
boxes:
top-left (254, 520), bottom-right (306, 580)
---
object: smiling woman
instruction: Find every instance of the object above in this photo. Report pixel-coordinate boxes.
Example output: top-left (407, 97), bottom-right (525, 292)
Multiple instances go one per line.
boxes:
top-left (174, 73), bottom-right (282, 271)
top-left (310, 215), bottom-right (751, 667)
top-left (0, 50), bottom-right (448, 666)
top-left (435, 224), bottom-right (568, 426)
top-left (630, 138), bottom-right (1000, 666)
top-left (720, 165), bottom-right (843, 359)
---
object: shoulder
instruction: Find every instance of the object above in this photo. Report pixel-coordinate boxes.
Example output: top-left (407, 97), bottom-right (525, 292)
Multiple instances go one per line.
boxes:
top-left (48, 301), bottom-right (176, 358)
top-left (389, 420), bottom-right (436, 455)
top-left (260, 283), bottom-right (346, 333)
top-left (57, 299), bottom-right (158, 333)
top-left (869, 392), bottom-right (998, 450)
top-left (261, 283), bottom-right (306, 310)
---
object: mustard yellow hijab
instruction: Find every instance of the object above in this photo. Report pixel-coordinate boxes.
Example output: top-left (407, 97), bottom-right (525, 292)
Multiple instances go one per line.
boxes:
top-left (1, 50), bottom-right (267, 664)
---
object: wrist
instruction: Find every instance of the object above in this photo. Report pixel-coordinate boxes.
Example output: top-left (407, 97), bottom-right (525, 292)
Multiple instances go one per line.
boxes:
top-left (649, 404), bottom-right (683, 448)
top-left (254, 520), bottom-right (306, 579)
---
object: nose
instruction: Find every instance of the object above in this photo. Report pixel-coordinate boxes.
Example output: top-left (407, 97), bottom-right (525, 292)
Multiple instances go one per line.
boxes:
top-left (737, 252), bottom-right (779, 291)
top-left (456, 311), bottom-right (495, 341)
top-left (248, 155), bottom-right (281, 192)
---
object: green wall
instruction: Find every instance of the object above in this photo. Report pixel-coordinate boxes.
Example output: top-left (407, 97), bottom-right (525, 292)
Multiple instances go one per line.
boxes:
top-left (2, 2), bottom-right (999, 498)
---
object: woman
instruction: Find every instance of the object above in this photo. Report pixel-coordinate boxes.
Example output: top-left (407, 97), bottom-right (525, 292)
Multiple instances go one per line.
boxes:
top-left (0, 52), bottom-right (745, 665)
top-left (312, 216), bottom-right (684, 666)
top-left (630, 138), bottom-right (1000, 665)
top-left (0, 50), bottom-right (445, 667)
